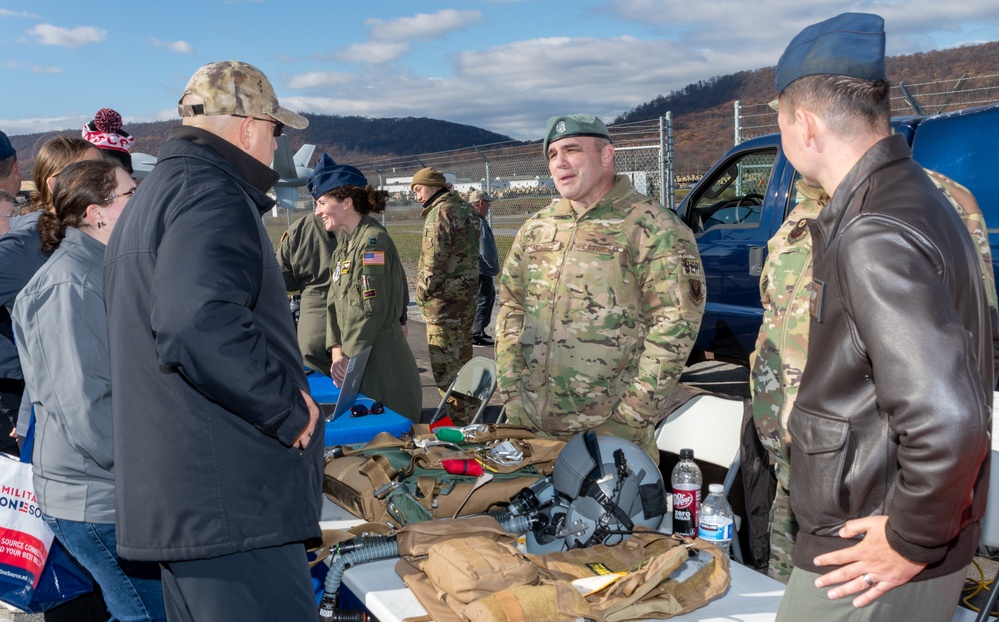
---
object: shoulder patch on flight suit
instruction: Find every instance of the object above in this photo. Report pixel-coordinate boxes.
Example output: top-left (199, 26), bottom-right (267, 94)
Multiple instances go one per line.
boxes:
top-left (362, 274), bottom-right (376, 299)
top-left (367, 237), bottom-right (378, 246)
top-left (362, 251), bottom-right (385, 266)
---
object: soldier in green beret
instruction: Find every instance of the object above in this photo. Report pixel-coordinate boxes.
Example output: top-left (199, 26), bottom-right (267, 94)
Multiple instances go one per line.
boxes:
top-left (311, 155), bottom-right (422, 421)
top-left (495, 113), bottom-right (705, 461)
top-left (412, 167), bottom-right (480, 424)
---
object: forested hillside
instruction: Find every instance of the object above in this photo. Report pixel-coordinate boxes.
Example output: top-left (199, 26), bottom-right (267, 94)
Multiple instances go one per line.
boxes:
top-left (614, 40), bottom-right (999, 173)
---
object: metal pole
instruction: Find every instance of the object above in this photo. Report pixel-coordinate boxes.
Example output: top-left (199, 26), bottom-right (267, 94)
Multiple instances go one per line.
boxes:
top-left (734, 100), bottom-right (741, 146)
top-left (473, 146), bottom-right (493, 228)
top-left (658, 116), bottom-right (666, 208)
top-left (666, 113), bottom-right (675, 212)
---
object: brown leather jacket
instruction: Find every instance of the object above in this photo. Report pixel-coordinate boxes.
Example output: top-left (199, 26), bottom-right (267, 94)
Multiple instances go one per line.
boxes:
top-left (789, 134), bottom-right (994, 580)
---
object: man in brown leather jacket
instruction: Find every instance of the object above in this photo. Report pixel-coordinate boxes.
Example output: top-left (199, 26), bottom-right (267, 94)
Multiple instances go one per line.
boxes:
top-left (773, 14), bottom-right (995, 622)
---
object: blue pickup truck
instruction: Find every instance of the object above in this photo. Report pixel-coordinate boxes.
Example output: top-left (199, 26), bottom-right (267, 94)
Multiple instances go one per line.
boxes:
top-left (676, 102), bottom-right (999, 364)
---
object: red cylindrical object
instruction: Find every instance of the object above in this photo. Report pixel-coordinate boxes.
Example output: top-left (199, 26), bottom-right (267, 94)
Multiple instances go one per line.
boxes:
top-left (441, 459), bottom-right (483, 476)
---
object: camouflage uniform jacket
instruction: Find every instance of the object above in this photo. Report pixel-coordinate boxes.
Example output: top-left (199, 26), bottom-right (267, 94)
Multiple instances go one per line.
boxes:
top-left (495, 175), bottom-right (705, 455)
top-left (751, 174), bottom-right (997, 490)
top-left (416, 190), bottom-right (480, 325)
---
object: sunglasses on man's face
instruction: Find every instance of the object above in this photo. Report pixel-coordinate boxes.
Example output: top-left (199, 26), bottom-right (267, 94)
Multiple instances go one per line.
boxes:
top-left (350, 402), bottom-right (385, 417)
top-left (232, 114), bottom-right (284, 137)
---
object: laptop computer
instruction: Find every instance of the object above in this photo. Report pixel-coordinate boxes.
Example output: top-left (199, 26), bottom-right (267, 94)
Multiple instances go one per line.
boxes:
top-left (326, 345), bottom-right (373, 422)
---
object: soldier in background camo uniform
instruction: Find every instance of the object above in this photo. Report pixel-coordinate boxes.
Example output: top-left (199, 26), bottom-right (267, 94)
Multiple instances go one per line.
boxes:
top-left (412, 167), bottom-right (480, 423)
top-left (495, 114), bottom-right (705, 461)
top-left (751, 173), bottom-right (996, 583)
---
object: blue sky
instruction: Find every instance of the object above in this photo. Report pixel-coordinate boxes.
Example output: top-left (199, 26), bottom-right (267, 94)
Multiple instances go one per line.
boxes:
top-left (2, 0), bottom-right (998, 140)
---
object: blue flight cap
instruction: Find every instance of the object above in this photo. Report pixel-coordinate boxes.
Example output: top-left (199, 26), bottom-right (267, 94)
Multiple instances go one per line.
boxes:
top-left (0, 131), bottom-right (14, 160)
top-left (775, 13), bottom-right (886, 95)
top-left (307, 153), bottom-right (368, 199)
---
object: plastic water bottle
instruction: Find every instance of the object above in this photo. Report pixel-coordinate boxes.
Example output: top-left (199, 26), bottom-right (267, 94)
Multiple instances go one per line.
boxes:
top-left (671, 448), bottom-right (702, 537)
top-left (699, 483), bottom-right (735, 555)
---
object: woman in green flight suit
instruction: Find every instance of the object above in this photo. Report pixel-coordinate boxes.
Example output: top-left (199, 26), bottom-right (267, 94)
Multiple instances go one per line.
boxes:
top-left (308, 154), bottom-right (422, 421)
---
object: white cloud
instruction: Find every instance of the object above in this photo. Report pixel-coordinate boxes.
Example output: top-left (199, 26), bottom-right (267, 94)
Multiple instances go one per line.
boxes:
top-left (286, 71), bottom-right (355, 90)
top-left (0, 114), bottom-right (90, 136)
top-left (366, 9), bottom-right (482, 42)
top-left (26, 23), bottom-right (106, 47)
top-left (3, 60), bottom-right (62, 74)
top-left (338, 41), bottom-right (411, 64)
top-left (151, 38), bottom-right (194, 54)
top-left (0, 9), bottom-right (39, 18)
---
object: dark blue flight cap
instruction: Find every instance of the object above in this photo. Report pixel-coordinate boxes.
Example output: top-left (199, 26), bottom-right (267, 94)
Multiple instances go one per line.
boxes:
top-left (0, 131), bottom-right (15, 160)
top-left (307, 153), bottom-right (368, 199)
top-left (775, 13), bottom-right (886, 95)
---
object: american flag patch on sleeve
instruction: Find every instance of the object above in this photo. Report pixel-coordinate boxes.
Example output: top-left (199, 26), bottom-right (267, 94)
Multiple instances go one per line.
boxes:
top-left (362, 251), bottom-right (385, 266)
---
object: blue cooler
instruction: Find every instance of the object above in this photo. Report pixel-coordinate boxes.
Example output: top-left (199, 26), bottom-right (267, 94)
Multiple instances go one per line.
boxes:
top-left (307, 374), bottom-right (412, 445)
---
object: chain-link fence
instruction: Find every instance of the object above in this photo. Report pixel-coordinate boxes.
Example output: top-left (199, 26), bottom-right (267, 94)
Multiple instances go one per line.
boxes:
top-left (735, 73), bottom-right (999, 145)
top-left (263, 117), bottom-right (673, 279)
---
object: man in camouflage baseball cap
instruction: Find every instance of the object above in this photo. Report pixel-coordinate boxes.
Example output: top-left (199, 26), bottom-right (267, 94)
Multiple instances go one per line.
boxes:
top-left (495, 113), bottom-right (705, 461)
top-left (103, 60), bottom-right (321, 619)
top-left (178, 60), bottom-right (308, 131)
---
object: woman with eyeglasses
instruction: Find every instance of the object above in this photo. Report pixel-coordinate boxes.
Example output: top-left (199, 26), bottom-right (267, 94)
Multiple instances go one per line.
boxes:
top-left (13, 159), bottom-right (166, 621)
top-left (309, 154), bottom-right (422, 421)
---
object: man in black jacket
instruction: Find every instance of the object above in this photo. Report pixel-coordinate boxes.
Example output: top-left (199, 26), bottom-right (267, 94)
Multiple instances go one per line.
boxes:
top-left (104, 61), bottom-right (323, 621)
top-left (773, 14), bottom-right (994, 621)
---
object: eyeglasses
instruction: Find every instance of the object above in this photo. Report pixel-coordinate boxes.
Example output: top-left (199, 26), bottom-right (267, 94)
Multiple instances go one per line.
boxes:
top-left (232, 114), bottom-right (284, 137)
top-left (102, 188), bottom-right (136, 204)
top-left (350, 402), bottom-right (385, 418)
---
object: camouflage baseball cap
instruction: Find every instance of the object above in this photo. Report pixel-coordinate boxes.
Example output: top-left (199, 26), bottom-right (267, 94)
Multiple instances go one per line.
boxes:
top-left (468, 189), bottom-right (493, 202)
top-left (178, 60), bottom-right (308, 130)
top-left (543, 113), bottom-right (611, 155)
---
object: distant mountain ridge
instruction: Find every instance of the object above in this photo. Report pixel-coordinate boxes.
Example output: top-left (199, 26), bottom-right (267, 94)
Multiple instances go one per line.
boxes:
top-left (7, 114), bottom-right (515, 184)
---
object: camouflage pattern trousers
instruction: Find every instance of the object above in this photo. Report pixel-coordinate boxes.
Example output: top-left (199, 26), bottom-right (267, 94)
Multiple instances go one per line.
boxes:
top-left (426, 321), bottom-right (475, 425)
top-left (768, 481), bottom-right (797, 583)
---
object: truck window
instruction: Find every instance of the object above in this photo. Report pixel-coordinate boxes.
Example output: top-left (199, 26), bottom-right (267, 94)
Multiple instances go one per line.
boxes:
top-left (689, 149), bottom-right (777, 234)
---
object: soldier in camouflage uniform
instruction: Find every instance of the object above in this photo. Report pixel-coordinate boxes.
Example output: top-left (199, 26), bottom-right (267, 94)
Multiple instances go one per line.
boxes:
top-left (495, 114), bottom-right (705, 462)
top-left (277, 213), bottom-right (337, 376)
top-left (412, 167), bottom-right (481, 424)
top-left (751, 172), bottom-right (996, 583)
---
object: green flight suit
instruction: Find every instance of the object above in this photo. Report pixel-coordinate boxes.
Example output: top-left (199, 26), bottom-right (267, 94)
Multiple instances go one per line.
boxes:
top-left (327, 215), bottom-right (421, 421)
top-left (277, 214), bottom-right (337, 376)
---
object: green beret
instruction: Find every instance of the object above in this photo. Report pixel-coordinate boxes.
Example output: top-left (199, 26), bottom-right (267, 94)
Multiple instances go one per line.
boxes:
top-left (543, 113), bottom-right (611, 155)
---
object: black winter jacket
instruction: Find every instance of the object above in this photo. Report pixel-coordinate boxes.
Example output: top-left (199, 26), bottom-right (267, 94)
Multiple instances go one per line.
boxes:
top-left (104, 127), bottom-right (324, 561)
top-left (789, 134), bottom-right (993, 580)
